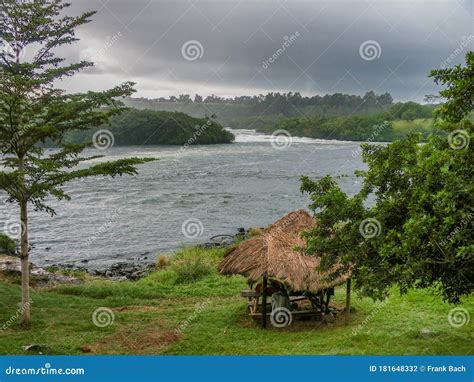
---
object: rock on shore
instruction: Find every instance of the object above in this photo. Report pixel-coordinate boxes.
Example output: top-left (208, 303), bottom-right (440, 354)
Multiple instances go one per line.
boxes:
top-left (0, 255), bottom-right (82, 284)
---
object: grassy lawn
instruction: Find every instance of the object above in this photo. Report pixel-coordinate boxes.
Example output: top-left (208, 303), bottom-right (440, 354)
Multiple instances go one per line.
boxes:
top-left (0, 247), bottom-right (472, 355)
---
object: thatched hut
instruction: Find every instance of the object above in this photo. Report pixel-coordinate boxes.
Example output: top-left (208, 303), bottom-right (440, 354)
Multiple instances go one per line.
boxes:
top-left (219, 209), bottom-right (352, 328)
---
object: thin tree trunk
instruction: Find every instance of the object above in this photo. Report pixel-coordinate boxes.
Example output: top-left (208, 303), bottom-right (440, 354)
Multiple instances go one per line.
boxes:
top-left (20, 200), bottom-right (30, 326)
top-left (345, 278), bottom-right (351, 325)
top-left (19, 156), bottom-right (30, 326)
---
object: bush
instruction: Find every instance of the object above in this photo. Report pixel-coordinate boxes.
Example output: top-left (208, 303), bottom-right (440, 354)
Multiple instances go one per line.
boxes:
top-left (172, 257), bottom-right (213, 284)
top-left (0, 234), bottom-right (16, 255)
top-left (168, 247), bottom-right (225, 284)
top-left (156, 254), bottom-right (171, 269)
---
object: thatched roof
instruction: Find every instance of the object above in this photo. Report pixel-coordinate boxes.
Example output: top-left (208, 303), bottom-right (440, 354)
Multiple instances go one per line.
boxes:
top-left (219, 209), bottom-right (350, 293)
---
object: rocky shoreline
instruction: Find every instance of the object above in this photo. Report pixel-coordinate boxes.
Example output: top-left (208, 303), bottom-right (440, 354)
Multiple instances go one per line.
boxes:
top-left (0, 228), bottom-right (251, 283)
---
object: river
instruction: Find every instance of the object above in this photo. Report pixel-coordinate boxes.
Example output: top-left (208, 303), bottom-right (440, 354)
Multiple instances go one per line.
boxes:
top-left (0, 129), bottom-right (366, 268)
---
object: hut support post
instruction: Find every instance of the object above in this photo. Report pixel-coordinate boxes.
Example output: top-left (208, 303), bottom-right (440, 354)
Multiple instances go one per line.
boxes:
top-left (261, 276), bottom-right (268, 329)
top-left (345, 278), bottom-right (352, 325)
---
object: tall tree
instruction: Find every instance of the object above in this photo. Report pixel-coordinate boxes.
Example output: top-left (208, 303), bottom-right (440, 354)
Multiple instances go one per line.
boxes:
top-left (0, 0), bottom-right (153, 325)
top-left (301, 53), bottom-right (473, 303)
top-left (430, 51), bottom-right (473, 123)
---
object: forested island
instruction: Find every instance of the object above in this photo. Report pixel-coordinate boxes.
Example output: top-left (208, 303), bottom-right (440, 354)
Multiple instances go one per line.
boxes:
top-left (65, 109), bottom-right (235, 146)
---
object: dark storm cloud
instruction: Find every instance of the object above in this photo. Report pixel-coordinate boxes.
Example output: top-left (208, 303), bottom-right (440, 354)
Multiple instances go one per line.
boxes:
top-left (59, 0), bottom-right (473, 101)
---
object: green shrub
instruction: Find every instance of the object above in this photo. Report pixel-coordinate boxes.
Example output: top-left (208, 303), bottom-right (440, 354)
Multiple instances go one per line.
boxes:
top-left (172, 257), bottom-right (213, 284)
top-left (0, 234), bottom-right (16, 255)
top-left (168, 247), bottom-right (225, 284)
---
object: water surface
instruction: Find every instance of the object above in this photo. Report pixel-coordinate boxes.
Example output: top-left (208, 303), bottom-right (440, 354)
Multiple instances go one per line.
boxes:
top-left (0, 129), bottom-right (365, 268)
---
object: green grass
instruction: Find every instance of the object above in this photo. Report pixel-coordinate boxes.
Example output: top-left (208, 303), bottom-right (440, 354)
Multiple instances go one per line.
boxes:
top-left (0, 247), bottom-right (472, 355)
top-left (392, 118), bottom-right (437, 138)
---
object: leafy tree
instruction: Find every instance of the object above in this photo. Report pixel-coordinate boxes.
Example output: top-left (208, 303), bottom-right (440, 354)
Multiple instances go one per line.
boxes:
top-left (430, 52), bottom-right (473, 123)
top-left (0, 0), bottom-right (153, 325)
top-left (301, 53), bottom-right (473, 303)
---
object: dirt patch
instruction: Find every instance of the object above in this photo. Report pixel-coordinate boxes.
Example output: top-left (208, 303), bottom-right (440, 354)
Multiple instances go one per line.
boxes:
top-left (86, 322), bottom-right (182, 354)
top-left (112, 305), bottom-right (164, 313)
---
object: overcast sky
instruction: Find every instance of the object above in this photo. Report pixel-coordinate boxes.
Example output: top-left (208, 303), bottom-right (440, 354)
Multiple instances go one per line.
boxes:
top-left (57, 0), bottom-right (473, 102)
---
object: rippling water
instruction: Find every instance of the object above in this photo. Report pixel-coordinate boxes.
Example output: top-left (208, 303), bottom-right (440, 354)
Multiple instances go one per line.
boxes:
top-left (0, 129), bottom-right (365, 268)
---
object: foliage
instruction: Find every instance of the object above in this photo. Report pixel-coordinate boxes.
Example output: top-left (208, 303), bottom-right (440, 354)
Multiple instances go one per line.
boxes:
top-left (169, 247), bottom-right (223, 284)
top-left (64, 109), bottom-right (234, 146)
top-left (0, 0), bottom-right (154, 324)
top-left (301, 53), bottom-right (473, 304)
top-left (388, 102), bottom-right (434, 120)
top-left (0, 234), bottom-right (16, 255)
top-left (430, 52), bottom-right (474, 123)
top-left (258, 111), bottom-right (437, 142)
